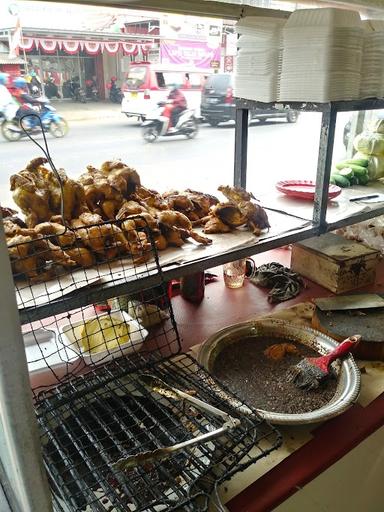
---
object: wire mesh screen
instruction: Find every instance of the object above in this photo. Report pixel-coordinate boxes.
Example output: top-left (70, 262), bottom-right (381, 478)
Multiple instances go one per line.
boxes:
top-left (10, 216), bottom-right (166, 311)
top-left (10, 214), bottom-right (181, 396)
top-left (37, 354), bottom-right (282, 512)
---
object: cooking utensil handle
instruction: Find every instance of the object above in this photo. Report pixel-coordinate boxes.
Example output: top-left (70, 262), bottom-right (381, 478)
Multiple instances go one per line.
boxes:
top-left (174, 388), bottom-right (233, 420)
top-left (161, 419), bottom-right (239, 456)
top-left (350, 194), bottom-right (379, 202)
top-left (321, 335), bottom-right (361, 366)
top-left (113, 418), bottom-right (240, 471)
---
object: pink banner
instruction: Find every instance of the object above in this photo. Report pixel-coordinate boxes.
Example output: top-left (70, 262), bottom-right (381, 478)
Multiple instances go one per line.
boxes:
top-left (160, 40), bottom-right (221, 69)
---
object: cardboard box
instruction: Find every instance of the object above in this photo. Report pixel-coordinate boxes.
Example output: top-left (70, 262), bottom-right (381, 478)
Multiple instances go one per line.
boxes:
top-left (291, 233), bottom-right (380, 294)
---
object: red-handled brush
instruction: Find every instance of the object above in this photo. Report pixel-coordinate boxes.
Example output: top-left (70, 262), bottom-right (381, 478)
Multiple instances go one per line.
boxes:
top-left (291, 335), bottom-right (361, 390)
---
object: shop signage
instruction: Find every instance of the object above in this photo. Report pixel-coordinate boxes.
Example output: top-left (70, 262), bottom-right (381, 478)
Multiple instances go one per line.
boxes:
top-left (160, 40), bottom-right (221, 69)
top-left (210, 60), bottom-right (220, 69)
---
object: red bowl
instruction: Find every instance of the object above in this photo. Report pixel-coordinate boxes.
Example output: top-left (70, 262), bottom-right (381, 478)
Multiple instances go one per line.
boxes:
top-left (275, 180), bottom-right (342, 200)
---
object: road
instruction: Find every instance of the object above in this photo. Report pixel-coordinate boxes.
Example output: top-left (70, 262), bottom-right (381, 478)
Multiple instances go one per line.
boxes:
top-left (0, 112), bottom-right (349, 208)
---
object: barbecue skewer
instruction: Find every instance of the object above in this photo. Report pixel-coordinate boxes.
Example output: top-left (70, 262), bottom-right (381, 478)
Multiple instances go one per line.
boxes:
top-left (290, 335), bottom-right (361, 390)
top-left (112, 374), bottom-right (241, 471)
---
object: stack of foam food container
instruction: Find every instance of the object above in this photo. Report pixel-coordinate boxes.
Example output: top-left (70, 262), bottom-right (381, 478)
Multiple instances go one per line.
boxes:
top-left (360, 20), bottom-right (384, 99)
top-left (234, 17), bottom-right (286, 103)
top-left (278, 8), bottom-right (364, 102)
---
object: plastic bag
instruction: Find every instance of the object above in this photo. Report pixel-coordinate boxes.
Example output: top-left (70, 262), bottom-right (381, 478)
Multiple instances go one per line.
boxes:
top-left (353, 131), bottom-right (384, 156)
top-left (367, 155), bottom-right (384, 180)
top-left (336, 216), bottom-right (384, 254)
top-left (368, 118), bottom-right (384, 134)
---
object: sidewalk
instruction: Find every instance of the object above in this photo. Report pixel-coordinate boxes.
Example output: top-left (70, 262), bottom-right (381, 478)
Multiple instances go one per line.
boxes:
top-left (50, 99), bottom-right (123, 122)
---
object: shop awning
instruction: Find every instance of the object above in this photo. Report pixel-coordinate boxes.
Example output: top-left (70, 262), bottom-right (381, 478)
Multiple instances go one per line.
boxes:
top-left (0, 54), bottom-right (26, 65)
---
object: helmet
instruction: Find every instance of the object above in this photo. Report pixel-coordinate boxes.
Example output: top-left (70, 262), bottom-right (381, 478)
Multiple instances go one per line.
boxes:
top-left (0, 72), bottom-right (9, 85)
top-left (13, 77), bottom-right (27, 89)
top-left (111, 76), bottom-right (117, 82)
top-left (169, 83), bottom-right (180, 91)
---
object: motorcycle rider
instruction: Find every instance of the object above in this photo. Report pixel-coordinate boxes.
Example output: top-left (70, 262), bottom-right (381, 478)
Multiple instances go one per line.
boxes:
top-left (11, 76), bottom-right (42, 129)
top-left (107, 76), bottom-right (121, 103)
top-left (26, 70), bottom-right (42, 96)
top-left (167, 84), bottom-right (187, 132)
top-left (0, 72), bottom-right (18, 121)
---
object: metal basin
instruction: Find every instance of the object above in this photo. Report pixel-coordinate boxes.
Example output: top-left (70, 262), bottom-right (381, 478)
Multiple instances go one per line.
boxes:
top-left (197, 318), bottom-right (361, 425)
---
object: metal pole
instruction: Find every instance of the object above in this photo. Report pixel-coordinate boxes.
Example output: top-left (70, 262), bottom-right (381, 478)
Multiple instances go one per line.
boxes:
top-left (313, 106), bottom-right (337, 231)
top-left (0, 218), bottom-right (52, 512)
top-left (234, 107), bottom-right (249, 188)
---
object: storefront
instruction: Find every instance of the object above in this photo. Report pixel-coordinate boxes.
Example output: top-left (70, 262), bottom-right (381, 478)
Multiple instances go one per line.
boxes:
top-left (19, 36), bottom-right (154, 99)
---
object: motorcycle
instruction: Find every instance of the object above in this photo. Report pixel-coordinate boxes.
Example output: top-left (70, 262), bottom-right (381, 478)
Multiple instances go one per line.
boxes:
top-left (107, 79), bottom-right (123, 103)
top-left (142, 101), bottom-right (198, 143)
top-left (85, 80), bottom-right (99, 101)
top-left (1, 97), bottom-right (68, 141)
top-left (68, 77), bottom-right (86, 103)
top-left (44, 77), bottom-right (61, 99)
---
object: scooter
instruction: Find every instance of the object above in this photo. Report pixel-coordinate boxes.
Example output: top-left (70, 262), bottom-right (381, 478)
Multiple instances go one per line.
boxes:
top-left (142, 101), bottom-right (198, 143)
top-left (44, 77), bottom-right (61, 99)
top-left (68, 77), bottom-right (86, 103)
top-left (85, 80), bottom-right (99, 101)
top-left (1, 97), bottom-right (68, 141)
top-left (108, 80), bottom-right (123, 103)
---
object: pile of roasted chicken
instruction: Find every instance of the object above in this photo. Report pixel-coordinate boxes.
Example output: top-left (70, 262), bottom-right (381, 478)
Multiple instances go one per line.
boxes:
top-left (4, 157), bottom-right (270, 282)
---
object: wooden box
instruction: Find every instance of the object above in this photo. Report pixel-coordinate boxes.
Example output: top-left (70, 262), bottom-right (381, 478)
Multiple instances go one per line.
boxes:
top-left (291, 233), bottom-right (380, 294)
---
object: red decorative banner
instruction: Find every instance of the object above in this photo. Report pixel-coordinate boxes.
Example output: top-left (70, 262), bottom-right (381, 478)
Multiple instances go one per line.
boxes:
top-left (38, 39), bottom-right (58, 54)
top-left (121, 42), bottom-right (138, 56)
top-left (104, 41), bottom-right (120, 55)
top-left (83, 41), bottom-right (102, 55)
top-left (61, 40), bottom-right (82, 54)
top-left (140, 43), bottom-right (153, 56)
top-left (19, 37), bottom-right (35, 52)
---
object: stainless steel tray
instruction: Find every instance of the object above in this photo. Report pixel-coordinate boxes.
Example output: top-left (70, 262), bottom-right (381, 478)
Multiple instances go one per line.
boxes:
top-left (197, 318), bottom-right (361, 425)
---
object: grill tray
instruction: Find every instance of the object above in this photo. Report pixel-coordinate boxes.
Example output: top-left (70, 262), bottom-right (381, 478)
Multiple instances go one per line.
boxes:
top-left (37, 354), bottom-right (282, 511)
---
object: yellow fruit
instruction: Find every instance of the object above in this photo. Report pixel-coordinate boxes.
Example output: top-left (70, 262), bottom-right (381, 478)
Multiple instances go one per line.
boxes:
top-left (80, 316), bottom-right (131, 353)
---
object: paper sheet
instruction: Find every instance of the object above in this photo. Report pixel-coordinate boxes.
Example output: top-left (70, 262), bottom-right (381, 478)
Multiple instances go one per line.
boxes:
top-left (16, 209), bottom-right (310, 310)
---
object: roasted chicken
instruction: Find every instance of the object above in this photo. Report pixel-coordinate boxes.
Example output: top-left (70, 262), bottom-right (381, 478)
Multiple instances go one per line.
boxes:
top-left (157, 210), bottom-right (212, 246)
top-left (10, 158), bottom-right (87, 226)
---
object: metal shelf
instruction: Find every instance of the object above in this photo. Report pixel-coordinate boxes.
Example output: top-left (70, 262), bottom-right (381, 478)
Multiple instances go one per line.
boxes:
top-left (235, 97), bottom-right (384, 113)
top-left (19, 222), bottom-right (317, 324)
top-left (19, 95), bottom-right (384, 324)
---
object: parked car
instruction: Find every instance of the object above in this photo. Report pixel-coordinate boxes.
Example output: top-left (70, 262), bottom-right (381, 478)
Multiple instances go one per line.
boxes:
top-left (200, 73), bottom-right (299, 126)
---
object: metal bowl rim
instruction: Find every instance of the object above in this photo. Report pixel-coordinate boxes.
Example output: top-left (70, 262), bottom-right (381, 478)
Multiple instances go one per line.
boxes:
top-left (197, 318), bottom-right (361, 425)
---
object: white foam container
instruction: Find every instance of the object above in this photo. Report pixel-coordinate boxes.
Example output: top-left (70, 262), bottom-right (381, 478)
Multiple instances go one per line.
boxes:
top-left (59, 310), bottom-right (148, 365)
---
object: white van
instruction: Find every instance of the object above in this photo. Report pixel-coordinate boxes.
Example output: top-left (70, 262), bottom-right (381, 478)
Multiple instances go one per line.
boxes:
top-left (121, 63), bottom-right (212, 120)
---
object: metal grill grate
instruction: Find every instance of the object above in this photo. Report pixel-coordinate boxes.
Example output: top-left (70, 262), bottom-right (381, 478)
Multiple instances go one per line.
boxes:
top-left (37, 355), bottom-right (282, 511)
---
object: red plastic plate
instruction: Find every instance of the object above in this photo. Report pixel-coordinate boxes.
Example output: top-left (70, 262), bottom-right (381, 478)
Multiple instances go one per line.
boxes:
top-left (275, 180), bottom-right (342, 200)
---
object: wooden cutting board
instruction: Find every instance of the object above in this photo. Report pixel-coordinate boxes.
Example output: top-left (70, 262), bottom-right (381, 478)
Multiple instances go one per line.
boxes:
top-left (312, 305), bottom-right (384, 361)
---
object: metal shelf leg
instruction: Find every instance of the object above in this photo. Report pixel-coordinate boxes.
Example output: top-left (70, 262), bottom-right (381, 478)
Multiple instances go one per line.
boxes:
top-left (0, 220), bottom-right (52, 511)
top-left (234, 108), bottom-right (249, 189)
top-left (313, 107), bottom-right (337, 231)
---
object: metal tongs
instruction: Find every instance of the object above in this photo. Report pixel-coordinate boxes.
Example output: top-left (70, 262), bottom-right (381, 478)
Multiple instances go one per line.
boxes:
top-left (112, 374), bottom-right (241, 471)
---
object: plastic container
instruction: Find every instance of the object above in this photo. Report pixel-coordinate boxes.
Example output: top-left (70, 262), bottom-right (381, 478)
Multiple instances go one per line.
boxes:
top-left (59, 310), bottom-right (148, 364)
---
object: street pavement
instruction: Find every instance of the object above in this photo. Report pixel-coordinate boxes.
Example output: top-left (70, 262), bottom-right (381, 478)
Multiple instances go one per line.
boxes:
top-left (50, 99), bottom-right (122, 122)
top-left (0, 109), bottom-right (350, 209)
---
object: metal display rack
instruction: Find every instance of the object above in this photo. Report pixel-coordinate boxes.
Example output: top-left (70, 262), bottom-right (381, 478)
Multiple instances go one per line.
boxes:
top-left (5, 93), bottom-right (384, 512)
top-left (16, 98), bottom-right (384, 325)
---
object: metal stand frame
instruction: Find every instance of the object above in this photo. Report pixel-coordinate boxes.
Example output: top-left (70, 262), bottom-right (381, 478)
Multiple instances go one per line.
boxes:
top-left (0, 219), bottom-right (52, 512)
top-left (234, 98), bottom-right (384, 235)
